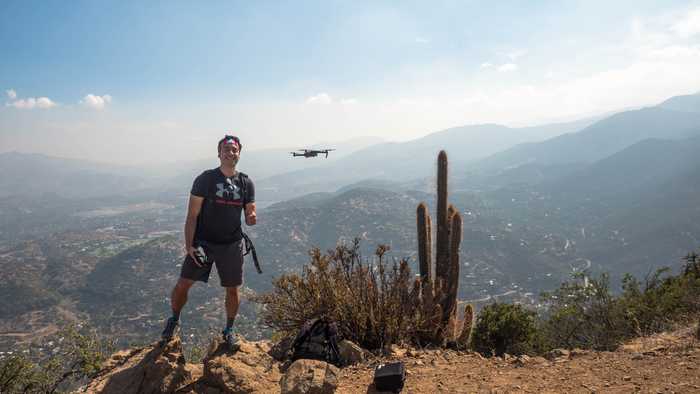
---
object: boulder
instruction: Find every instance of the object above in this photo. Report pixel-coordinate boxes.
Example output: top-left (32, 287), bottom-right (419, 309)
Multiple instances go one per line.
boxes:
top-left (338, 340), bottom-right (366, 365)
top-left (280, 359), bottom-right (339, 394)
top-left (202, 337), bottom-right (281, 394)
top-left (84, 337), bottom-right (199, 394)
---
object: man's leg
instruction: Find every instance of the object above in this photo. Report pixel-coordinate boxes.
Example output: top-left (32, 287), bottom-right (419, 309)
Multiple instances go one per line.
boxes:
top-left (172, 278), bottom-right (195, 315)
top-left (225, 286), bottom-right (240, 326)
top-left (162, 278), bottom-right (195, 340)
top-left (223, 286), bottom-right (241, 350)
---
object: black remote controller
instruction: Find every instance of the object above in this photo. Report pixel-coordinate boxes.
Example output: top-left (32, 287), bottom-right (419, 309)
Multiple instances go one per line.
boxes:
top-left (193, 246), bottom-right (208, 266)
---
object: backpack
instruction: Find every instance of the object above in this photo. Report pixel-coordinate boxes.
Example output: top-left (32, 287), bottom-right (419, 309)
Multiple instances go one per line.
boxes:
top-left (291, 318), bottom-right (341, 366)
top-left (374, 361), bottom-right (406, 392)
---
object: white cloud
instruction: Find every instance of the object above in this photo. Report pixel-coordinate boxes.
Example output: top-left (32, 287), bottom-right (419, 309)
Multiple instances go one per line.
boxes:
top-left (671, 7), bottom-right (700, 38)
top-left (480, 62), bottom-right (493, 69)
top-left (4, 89), bottom-right (56, 109)
top-left (340, 98), bottom-right (358, 105)
top-left (8, 96), bottom-right (56, 109)
top-left (497, 63), bottom-right (518, 72)
top-left (415, 37), bottom-right (430, 44)
top-left (81, 94), bottom-right (112, 110)
top-left (305, 93), bottom-right (333, 104)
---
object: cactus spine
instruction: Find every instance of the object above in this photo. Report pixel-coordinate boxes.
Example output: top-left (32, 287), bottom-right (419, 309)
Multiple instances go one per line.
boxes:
top-left (416, 150), bottom-right (468, 345)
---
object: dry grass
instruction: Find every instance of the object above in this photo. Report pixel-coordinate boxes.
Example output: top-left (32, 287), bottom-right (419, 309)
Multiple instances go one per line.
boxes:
top-left (254, 239), bottom-right (430, 350)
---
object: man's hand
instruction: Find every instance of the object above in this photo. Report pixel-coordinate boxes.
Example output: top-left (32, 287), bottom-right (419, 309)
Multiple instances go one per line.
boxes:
top-left (186, 245), bottom-right (203, 267)
top-left (245, 202), bottom-right (257, 226)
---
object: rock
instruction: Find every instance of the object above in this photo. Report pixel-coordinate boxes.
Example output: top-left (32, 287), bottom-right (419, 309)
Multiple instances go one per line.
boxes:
top-left (338, 340), bottom-right (366, 365)
top-left (389, 344), bottom-right (407, 358)
top-left (280, 359), bottom-right (339, 394)
top-left (203, 336), bottom-right (281, 393)
top-left (513, 355), bottom-right (531, 367)
top-left (546, 348), bottom-right (570, 361)
top-left (570, 348), bottom-right (588, 357)
top-left (84, 337), bottom-right (198, 394)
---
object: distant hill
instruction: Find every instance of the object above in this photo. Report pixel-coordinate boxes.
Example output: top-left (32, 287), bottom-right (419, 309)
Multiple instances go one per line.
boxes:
top-left (0, 152), bottom-right (150, 198)
top-left (474, 106), bottom-right (700, 174)
top-left (657, 91), bottom-right (700, 113)
top-left (472, 134), bottom-right (700, 281)
top-left (542, 136), bottom-right (700, 203)
top-left (257, 118), bottom-right (596, 202)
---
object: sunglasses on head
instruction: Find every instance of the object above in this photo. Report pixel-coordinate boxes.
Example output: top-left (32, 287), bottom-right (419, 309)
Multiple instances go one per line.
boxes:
top-left (218, 135), bottom-right (242, 151)
top-left (223, 135), bottom-right (239, 144)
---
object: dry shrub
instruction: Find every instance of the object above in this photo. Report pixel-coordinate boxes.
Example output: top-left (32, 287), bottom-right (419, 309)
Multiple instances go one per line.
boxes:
top-left (254, 239), bottom-right (427, 350)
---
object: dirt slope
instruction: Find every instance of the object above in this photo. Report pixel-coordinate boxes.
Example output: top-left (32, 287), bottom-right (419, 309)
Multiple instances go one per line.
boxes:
top-left (337, 326), bottom-right (700, 393)
top-left (85, 324), bottom-right (699, 393)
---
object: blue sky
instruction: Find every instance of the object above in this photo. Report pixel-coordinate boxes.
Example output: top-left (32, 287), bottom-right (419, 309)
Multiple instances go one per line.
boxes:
top-left (1, 1), bottom-right (700, 164)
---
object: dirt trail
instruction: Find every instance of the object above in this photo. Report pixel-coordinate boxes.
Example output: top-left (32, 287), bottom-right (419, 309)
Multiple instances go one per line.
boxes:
top-left (336, 326), bottom-right (700, 393)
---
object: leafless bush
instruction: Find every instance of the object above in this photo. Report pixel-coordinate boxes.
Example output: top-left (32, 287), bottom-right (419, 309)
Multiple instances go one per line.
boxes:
top-left (254, 239), bottom-right (428, 350)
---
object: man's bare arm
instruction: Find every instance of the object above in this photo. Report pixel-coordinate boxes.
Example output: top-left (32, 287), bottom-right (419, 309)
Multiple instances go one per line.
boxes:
top-left (185, 194), bottom-right (204, 264)
top-left (245, 202), bottom-right (257, 226)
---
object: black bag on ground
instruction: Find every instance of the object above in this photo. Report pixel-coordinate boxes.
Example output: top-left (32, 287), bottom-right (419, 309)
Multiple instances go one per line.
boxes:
top-left (290, 317), bottom-right (341, 366)
top-left (373, 361), bottom-right (406, 392)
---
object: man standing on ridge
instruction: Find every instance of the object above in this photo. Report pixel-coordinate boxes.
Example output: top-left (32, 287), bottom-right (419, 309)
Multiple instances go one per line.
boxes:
top-left (162, 134), bottom-right (256, 351)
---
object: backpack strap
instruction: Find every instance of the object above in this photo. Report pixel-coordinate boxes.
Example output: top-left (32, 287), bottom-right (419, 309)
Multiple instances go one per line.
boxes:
top-left (237, 171), bottom-right (249, 205)
top-left (242, 232), bottom-right (262, 274)
top-left (236, 171), bottom-right (262, 274)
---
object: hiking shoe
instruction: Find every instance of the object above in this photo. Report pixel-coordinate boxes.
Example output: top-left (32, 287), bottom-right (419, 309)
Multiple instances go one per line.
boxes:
top-left (222, 328), bottom-right (241, 351)
top-left (161, 317), bottom-right (179, 341)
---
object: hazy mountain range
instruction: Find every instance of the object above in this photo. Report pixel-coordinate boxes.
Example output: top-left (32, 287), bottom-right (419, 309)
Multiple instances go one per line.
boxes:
top-left (1, 91), bottom-right (700, 349)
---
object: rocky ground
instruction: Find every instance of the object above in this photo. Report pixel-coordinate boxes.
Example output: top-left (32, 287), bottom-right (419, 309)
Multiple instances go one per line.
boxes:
top-left (82, 324), bottom-right (700, 394)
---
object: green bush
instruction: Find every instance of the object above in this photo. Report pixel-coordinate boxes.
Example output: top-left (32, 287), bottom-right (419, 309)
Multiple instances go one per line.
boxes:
top-left (0, 324), bottom-right (112, 393)
top-left (254, 239), bottom-right (425, 350)
top-left (539, 272), bottom-right (632, 351)
top-left (470, 302), bottom-right (539, 356)
top-left (539, 254), bottom-right (700, 351)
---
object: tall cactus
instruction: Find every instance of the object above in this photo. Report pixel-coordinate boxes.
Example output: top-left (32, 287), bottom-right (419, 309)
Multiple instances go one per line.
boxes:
top-left (416, 150), bottom-right (468, 345)
top-left (435, 151), bottom-right (450, 290)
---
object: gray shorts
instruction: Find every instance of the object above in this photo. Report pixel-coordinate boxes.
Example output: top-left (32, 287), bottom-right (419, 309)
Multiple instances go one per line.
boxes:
top-left (180, 239), bottom-right (244, 287)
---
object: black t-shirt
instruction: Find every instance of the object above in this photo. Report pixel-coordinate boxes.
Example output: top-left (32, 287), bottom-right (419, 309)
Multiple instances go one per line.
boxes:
top-left (191, 168), bottom-right (255, 244)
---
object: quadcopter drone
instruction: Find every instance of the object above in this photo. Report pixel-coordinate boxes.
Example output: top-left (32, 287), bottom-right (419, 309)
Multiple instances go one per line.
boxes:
top-left (290, 148), bottom-right (336, 158)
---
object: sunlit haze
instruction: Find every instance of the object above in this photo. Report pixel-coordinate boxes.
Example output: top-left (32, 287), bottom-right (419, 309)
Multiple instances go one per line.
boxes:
top-left (1, 1), bottom-right (700, 164)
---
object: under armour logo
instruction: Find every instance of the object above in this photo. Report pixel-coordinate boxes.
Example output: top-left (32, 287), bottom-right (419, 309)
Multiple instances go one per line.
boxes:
top-left (216, 181), bottom-right (240, 200)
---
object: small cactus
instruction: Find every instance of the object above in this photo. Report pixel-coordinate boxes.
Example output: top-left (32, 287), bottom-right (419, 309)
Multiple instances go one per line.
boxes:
top-left (457, 303), bottom-right (474, 347)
